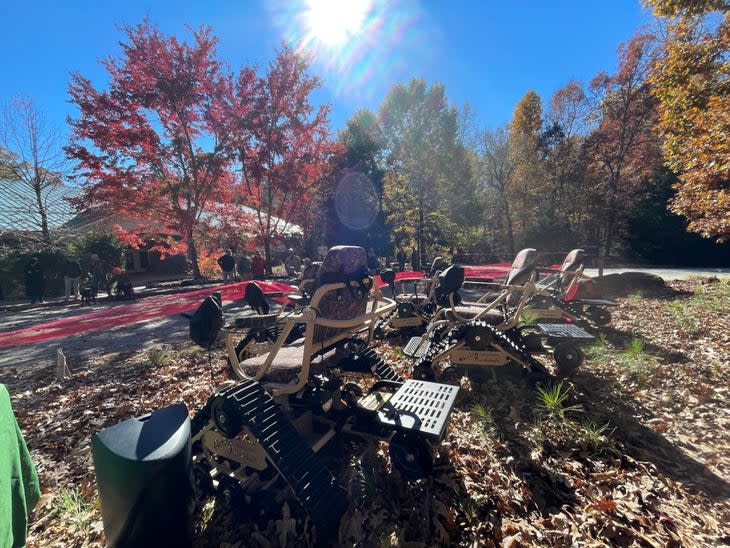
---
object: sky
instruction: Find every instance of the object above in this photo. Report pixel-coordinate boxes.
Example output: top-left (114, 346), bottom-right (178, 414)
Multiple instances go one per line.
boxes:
top-left (0, 0), bottom-right (652, 138)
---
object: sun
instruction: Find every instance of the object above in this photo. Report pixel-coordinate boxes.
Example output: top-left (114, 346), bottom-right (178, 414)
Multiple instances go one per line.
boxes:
top-left (304, 0), bottom-right (371, 46)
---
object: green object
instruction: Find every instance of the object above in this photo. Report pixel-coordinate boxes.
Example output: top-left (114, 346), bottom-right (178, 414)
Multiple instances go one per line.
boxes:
top-left (0, 384), bottom-right (41, 548)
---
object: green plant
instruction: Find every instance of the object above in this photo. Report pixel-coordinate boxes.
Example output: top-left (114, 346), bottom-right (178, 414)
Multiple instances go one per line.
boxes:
top-left (666, 299), bottom-right (700, 331)
top-left (53, 488), bottom-right (96, 532)
top-left (536, 381), bottom-right (583, 420)
top-left (471, 403), bottom-right (497, 437)
top-left (518, 309), bottom-right (539, 327)
top-left (585, 334), bottom-right (612, 362)
top-left (355, 457), bottom-right (379, 503)
top-left (620, 338), bottom-right (658, 379)
top-left (148, 347), bottom-right (172, 366)
top-left (577, 421), bottom-right (619, 457)
top-left (628, 291), bottom-right (643, 304)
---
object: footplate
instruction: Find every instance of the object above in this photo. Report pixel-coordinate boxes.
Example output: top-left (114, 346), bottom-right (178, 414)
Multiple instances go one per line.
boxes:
top-left (403, 336), bottom-right (429, 358)
top-left (376, 379), bottom-right (459, 441)
top-left (536, 322), bottom-right (594, 341)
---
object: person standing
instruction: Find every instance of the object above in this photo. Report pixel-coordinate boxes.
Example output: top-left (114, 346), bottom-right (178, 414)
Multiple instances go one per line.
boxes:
top-left (251, 251), bottom-right (268, 280)
top-left (89, 254), bottom-right (108, 298)
top-left (24, 257), bottom-right (44, 304)
top-left (410, 248), bottom-right (420, 272)
top-left (63, 257), bottom-right (83, 301)
top-left (396, 247), bottom-right (407, 272)
top-left (237, 254), bottom-right (253, 281)
top-left (217, 249), bottom-right (235, 283)
top-left (284, 248), bottom-right (301, 276)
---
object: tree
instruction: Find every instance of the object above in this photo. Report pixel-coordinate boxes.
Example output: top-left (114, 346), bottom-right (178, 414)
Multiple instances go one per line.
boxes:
top-left (646, 0), bottom-right (729, 240)
top-left (66, 21), bottom-right (257, 278)
top-left (508, 90), bottom-right (545, 240)
top-left (1, 96), bottom-right (72, 246)
top-left (379, 79), bottom-right (466, 265)
top-left (584, 34), bottom-right (663, 257)
top-left (237, 45), bottom-right (340, 263)
top-left (476, 127), bottom-right (519, 256)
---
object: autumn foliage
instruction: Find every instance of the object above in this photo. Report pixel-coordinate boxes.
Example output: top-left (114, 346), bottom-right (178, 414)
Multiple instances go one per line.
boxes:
top-left (646, 1), bottom-right (730, 241)
top-left (67, 22), bottom-right (337, 277)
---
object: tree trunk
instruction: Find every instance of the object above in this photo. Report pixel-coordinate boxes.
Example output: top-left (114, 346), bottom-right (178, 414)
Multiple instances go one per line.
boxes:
top-left (188, 227), bottom-right (201, 279)
top-left (33, 172), bottom-right (51, 245)
top-left (417, 196), bottom-right (424, 269)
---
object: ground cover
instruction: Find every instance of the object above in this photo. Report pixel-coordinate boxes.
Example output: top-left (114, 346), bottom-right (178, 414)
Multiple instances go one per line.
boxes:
top-left (3, 278), bottom-right (729, 547)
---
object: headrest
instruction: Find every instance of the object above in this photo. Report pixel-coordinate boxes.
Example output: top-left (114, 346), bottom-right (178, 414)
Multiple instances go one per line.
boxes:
top-left (316, 246), bottom-right (368, 286)
top-left (561, 249), bottom-right (584, 272)
top-left (506, 248), bottom-right (537, 285)
top-left (244, 282), bottom-right (270, 314)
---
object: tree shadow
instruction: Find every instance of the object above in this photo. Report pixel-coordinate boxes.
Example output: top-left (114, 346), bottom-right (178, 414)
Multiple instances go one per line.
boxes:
top-left (598, 324), bottom-right (690, 364)
top-left (571, 368), bottom-right (730, 500)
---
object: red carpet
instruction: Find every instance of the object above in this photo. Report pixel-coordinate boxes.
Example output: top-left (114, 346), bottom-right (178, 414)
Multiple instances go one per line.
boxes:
top-left (0, 266), bottom-right (519, 350)
top-left (0, 280), bottom-right (295, 350)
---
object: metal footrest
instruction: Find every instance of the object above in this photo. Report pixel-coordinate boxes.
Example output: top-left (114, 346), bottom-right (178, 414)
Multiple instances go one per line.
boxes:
top-left (377, 380), bottom-right (459, 441)
top-left (536, 322), bottom-right (594, 340)
top-left (403, 336), bottom-right (428, 358)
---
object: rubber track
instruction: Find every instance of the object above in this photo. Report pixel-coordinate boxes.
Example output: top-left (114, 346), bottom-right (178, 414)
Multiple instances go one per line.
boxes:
top-left (414, 320), bottom-right (550, 377)
top-left (217, 380), bottom-right (348, 538)
top-left (358, 347), bottom-right (403, 382)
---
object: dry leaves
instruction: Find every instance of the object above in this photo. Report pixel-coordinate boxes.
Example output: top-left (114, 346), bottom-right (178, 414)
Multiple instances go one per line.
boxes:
top-left (3, 280), bottom-right (730, 547)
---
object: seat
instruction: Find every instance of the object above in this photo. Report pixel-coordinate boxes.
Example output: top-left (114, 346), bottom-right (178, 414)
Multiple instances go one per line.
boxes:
top-left (236, 246), bottom-right (395, 395)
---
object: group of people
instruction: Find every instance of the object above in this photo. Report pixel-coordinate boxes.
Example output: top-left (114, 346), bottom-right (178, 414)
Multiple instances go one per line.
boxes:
top-left (23, 253), bottom-right (133, 305)
top-left (217, 249), bottom-right (269, 282)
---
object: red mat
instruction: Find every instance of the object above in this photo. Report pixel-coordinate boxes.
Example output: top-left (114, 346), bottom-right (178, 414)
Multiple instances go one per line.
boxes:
top-left (0, 280), bottom-right (295, 350)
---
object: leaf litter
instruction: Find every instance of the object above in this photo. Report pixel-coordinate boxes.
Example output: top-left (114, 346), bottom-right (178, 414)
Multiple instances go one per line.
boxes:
top-left (2, 279), bottom-right (728, 547)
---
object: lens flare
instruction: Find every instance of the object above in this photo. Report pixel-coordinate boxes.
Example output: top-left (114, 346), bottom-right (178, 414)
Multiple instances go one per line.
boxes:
top-left (334, 172), bottom-right (379, 230)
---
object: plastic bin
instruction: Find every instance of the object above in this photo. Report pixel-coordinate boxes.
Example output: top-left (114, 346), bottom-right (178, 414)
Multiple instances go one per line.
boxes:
top-left (91, 403), bottom-right (194, 548)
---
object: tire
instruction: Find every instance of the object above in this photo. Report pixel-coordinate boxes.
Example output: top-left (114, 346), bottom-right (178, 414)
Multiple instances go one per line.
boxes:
top-left (412, 362), bottom-right (436, 381)
top-left (389, 433), bottom-right (433, 480)
top-left (341, 382), bottom-right (364, 406)
top-left (553, 342), bottom-right (584, 376)
top-left (440, 366), bottom-right (461, 386)
top-left (210, 395), bottom-right (242, 438)
top-left (587, 306), bottom-right (611, 326)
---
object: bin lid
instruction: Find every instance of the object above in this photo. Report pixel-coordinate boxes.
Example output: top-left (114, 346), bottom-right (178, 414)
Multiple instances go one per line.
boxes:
top-left (93, 403), bottom-right (190, 461)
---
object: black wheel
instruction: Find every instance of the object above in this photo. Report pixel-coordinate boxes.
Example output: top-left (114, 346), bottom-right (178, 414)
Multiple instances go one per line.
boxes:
top-left (193, 460), bottom-right (214, 499)
top-left (210, 396), bottom-right (242, 438)
top-left (341, 382), bottom-right (364, 406)
top-left (248, 490), bottom-right (281, 529)
top-left (522, 332), bottom-right (544, 352)
top-left (389, 433), bottom-right (433, 480)
top-left (440, 366), bottom-right (461, 386)
top-left (217, 477), bottom-right (245, 509)
top-left (587, 306), bottom-right (611, 326)
top-left (412, 362), bottom-right (436, 381)
top-left (553, 342), bottom-right (584, 376)
top-left (464, 324), bottom-right (493, 350)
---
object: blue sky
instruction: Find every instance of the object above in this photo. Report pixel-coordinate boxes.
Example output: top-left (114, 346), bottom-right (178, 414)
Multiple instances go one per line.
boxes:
top-left (1, 0), bottom-right (651, 137)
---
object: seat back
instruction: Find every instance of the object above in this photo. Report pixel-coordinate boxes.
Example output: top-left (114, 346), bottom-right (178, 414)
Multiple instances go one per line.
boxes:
top-left (561, 249), bottom-right (584, 273)
top-left (505, 249), bottom-right (538, 286)
top-left (310, 246), bottom-right (372, 346)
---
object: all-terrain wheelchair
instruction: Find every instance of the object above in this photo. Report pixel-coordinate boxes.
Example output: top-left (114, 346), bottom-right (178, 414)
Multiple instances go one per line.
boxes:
top-left (404, 249), bottom-right (596, 381)
top-left (188, 246), bottom-right (460, 540)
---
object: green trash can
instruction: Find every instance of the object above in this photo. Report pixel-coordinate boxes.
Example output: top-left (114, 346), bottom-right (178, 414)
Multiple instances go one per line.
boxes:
top-left (92, 403), bottom-right (194, 548)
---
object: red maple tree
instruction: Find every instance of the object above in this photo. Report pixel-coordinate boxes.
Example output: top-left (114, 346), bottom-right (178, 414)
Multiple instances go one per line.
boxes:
top-left (236, 45), bottom-right (342, 263)
top-left (66, 21), bottom-right (257, 278)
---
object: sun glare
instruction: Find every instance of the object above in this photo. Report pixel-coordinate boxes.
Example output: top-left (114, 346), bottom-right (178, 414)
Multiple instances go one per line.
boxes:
top-left (305, 0), bottom-right (371, 45)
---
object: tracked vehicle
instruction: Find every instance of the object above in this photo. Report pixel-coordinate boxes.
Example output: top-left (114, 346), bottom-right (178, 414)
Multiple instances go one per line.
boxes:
top-left (188, 246), bottom-right (459, 540)
top-left (404, 251), bottom-right (595, 381)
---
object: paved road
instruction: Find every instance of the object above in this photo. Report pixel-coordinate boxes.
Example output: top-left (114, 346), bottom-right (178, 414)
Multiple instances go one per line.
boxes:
top-left (583, 267), bottom-right (730, 280)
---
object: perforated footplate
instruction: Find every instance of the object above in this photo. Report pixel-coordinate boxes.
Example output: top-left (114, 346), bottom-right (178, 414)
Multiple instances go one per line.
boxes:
top-left (536, 322), bottom-right (594, 340)
top-left (404, 336), bottom-right (429, 358)
top-left (377, 379), bottom-right (458, 441)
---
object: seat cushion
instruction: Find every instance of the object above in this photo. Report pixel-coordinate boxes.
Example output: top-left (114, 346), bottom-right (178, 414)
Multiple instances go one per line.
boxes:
top-left (241, 340), bottom-right (338, 384)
